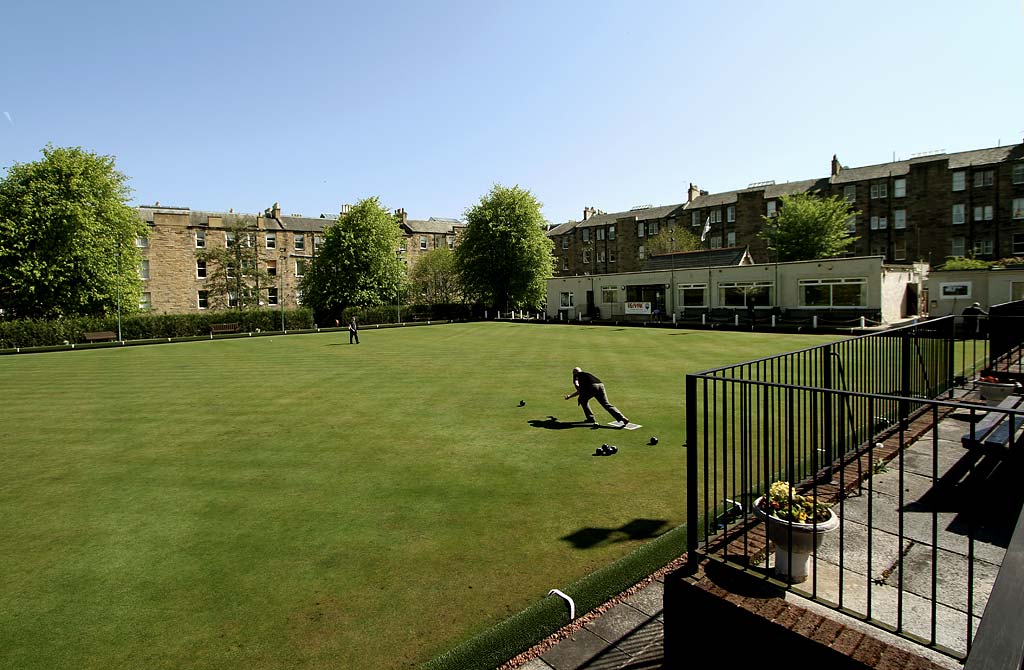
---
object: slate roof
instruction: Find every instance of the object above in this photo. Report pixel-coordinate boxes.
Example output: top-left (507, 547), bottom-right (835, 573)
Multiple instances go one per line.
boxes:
top-left (403, 219), bottom-right (464, 235)
top-left (642, 246), bottom-right (753, 271)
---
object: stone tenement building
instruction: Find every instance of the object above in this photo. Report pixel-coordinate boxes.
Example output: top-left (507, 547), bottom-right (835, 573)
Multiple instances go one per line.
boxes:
top-left (137, 202), bottom-right (463, 314)
top-left (549, 142), bottom-right (1024, 276)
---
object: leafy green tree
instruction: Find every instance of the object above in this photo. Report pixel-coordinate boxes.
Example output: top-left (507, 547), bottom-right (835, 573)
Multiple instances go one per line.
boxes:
top-left (410, 247), bottom-right (461, 304)
top-left (0, 145), bottom-right (147, 319)
top-left (196, 217), bottom-right (273, 310)
top-left (758, 192), bottom-right (858, 262)
top-left (645, 227), bottom-right (702, 256)
top-left (455, 184), bottom-right (553, 311)
top-left (300, 197), bottom-right (407, 317)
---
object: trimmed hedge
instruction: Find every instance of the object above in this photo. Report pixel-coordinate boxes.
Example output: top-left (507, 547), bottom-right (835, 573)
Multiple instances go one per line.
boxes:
top-left (422, 523), bottom-right (689, 670)
top-left (340, 303), bottom-right (473, 326)
top-left (0, 308), bottom-right (314, 349)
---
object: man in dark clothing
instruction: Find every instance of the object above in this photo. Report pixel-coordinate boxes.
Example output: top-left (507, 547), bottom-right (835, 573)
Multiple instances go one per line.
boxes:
top-left (961, 302), bottom-right (988, 338)
top-left (348, 317), bottom-right (360, 344)
top-left (564, 367), bottom-right (630, 427)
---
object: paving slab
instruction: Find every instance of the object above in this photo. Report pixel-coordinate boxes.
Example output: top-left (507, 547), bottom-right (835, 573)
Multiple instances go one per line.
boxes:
top-left (539, 627), bottom-right (629, 670)
top-left (583, 603), bottom-right (648, 643)
top-left (890, 542), bottom-right (1002, 615)
top-left (622, 582), bottom-right (664, 618)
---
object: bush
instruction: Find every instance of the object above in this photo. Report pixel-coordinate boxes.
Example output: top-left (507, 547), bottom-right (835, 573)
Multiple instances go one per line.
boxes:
top-left (0, 308), bottom-right (314, 349)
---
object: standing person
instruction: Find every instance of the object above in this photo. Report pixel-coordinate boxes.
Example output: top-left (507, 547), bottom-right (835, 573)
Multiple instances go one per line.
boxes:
top-left (348, 316), bottom-right (360, 344)
top-left (961, 301), bottom-right (988, 338)
top-left (564, 367), bottom-right (630, 427)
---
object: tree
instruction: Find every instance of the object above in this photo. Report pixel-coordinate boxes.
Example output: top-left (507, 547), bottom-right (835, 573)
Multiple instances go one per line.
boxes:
top-left (758, 192), bottom-right (858, 262)
top-left (300, 197), bottom-right (407, 318)
top-left (0, 145), bottom-right (147, 319)
top-left (196, 217), bottom-right (273, 310)
top-left (455, 184), bottom-right (553, 311)
top-left (645, 227), bottom-right (702, 256)
top-left (410, 247), bottom-right (461, 304)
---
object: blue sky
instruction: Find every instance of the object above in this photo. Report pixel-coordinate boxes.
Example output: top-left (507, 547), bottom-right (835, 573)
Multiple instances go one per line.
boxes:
top-left (2, 1), bottom-right (1022, 224)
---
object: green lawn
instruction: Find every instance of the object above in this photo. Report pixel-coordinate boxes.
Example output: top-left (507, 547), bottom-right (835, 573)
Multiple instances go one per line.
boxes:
top-left (0, 322), bottom-right (836, 669)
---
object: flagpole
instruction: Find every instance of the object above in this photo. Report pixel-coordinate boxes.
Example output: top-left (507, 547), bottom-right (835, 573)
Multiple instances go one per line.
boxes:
top-left (702, 216), bottom-right (712, 314)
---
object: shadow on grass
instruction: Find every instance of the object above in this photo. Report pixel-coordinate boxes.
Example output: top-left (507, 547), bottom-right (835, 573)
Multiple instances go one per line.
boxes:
top-left (528, 416), bottom-right (614, 430)
top-left (562, 518), bottom-right (670, 549)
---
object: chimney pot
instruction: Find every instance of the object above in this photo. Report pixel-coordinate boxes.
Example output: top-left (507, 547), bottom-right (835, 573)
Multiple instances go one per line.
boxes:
top-left (831, 154), bottom-right (841, 177)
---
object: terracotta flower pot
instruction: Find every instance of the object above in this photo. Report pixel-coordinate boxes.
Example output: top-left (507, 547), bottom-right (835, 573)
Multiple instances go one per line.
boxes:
top-left (753, 495), bottom-right (839, 583)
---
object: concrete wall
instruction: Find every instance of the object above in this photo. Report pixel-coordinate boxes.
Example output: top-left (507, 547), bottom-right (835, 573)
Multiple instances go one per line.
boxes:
top-left (546, 256), bottom-right (919, 323)
top-left (926, 268), bottom-right (1024, 316)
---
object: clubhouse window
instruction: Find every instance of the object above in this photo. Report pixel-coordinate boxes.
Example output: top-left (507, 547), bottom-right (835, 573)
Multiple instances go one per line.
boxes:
top-left (799, 277), bottom-right (867, 308)
top-left (677, 283), bottom-right (707, 308)
top-left (601, 287), bottom-right (618, 303)
top-left (719, 281), bottom-right (774, 308)
top-left (267, 287), bottom-right (278, 306)
top-left (196, 260), bottom-right (206, 279)
top-left (560, 291), bottom-right (574, 308)
top-left (198, 290), bottom-right (209, 309)
top-left (939, 282), bottom-right (970, 299)
top-left (195, 230), bottom-right (206, 248)
top-left (893, 178), bottom-right (906, 198)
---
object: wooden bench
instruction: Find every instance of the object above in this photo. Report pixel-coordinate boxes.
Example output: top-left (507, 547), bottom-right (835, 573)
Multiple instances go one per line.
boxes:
top-left (961, 395), bottom-right (1024, 450)
top-left (210, 323), bottom-right (240, 335)
top-left (83, 331), bottom-right (117, 343)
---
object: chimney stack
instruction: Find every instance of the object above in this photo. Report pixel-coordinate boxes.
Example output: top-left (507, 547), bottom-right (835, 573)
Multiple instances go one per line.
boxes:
top-left (341, 203), bottom-right (351, 215)
top-left (831, 154), bottom-right (841, 177)
top-left (687, 183), bottom-right (701, 203)
top-left (272, 202), bottom-right (281, 219)
top-left (393, 208), bottom-right (407, 224)
top-left (583, 206), bottom-right (596, 220)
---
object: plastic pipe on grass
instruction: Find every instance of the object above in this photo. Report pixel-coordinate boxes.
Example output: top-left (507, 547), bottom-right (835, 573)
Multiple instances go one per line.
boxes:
top-left (547, 589), bottom-right (575, 620)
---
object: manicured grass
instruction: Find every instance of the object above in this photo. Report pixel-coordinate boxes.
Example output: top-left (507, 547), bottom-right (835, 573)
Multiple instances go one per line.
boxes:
top-left (0, 322), bottom-right (836, 669)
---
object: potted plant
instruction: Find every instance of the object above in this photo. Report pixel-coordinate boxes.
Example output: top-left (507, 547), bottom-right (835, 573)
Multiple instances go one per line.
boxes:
top-left (753, 481), bottom-right (839, 583)
top-left (976, 375), bottom-right (1020, 406)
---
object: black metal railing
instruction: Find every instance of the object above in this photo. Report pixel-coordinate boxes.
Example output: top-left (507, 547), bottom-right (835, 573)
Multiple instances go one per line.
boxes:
top-left (684, 314), bottom-right (1024, 661)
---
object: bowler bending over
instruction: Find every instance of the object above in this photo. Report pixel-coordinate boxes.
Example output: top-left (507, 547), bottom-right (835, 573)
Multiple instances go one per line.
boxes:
top-left (565, 367), bottom-right (630, 427)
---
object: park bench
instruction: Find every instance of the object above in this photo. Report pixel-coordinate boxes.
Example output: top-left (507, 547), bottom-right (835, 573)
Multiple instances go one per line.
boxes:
top-left (83, 331), bottom-right (117, 343)
top-left (210, 323), bottom-right (240, 335)
top-left (961, 394), bottom-right (1024, 451)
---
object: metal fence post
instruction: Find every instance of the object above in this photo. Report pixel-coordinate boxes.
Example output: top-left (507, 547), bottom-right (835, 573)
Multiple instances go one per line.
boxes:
top-left (686, 374), bottom-right (699, 560)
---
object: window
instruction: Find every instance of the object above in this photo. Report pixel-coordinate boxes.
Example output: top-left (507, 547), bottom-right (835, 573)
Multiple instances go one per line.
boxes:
top-left (597, 250), bottom-right (605, 262)
top-left (582, 249), bottom-right (591, 263)
top-left (973, 238), bottom-right (994, 255)
top-left (973, 170), bottom-right (994, 187)
top-left (244, 233), bottom-right (254, 248)
top-left (198, 290), bottom-right (209, 309)
top-left (766, 200), bottom-right (777, 217)
top-left (844, 185), bottom-right (856, 202)
top-left (846, 215), bottom-right (857, 233)
top-left (649, 221), bottom-right (659, 236)
top-left (295, 234), bottom-right (306, 251)
top-left (266, 259), bottom-right (276, 276)
top-left (893, 179), bottom-right (906, 198)
top-left (940, 282), bottom-right (971, 299)
top-left (894, 238), bottom-right (906, 260)
top-left (195, 230), bottom-right (206, 248)
top-left (226, 231), bottom-right (236, 247)
top-left (447, 237), bottom-right (454, 249)
top-left (196, 260), bottom-right (206, 279)
top-left (1014, 233), bottom-right (1024, 255)
top-left (952, 204), bottom-right (965, 224)
top-left (798, 277), bottom-right (867, 308)
top-left (719, 281), bottom-right (774, 307)
top-left (314, 235), bottom-right (322, 252)
top-left (560, 291), bottom-right (574, 308)
top-left (562, 258), bottom-right (569, 271)
top-left (870, 183), bottom-right (888, 199)
top-left (951, 237), bottom-right (965, 256)
top-left (226, 264), bottom-right (236, 279)
top-left (710, 210), bottom-right (722, 224)
top-left (637, 222), bottom-right (645, 238)
top-left (973, 205), bottom-right (994, 222)
top-left (727, 205), bottom-right (735, 222)
top-left (608, 225), bottom-right (616, 240)
top-left (139, 259), bottom-right (150, 280)
top-left (638, 245), bottom-right (645, 259)
top-left (266, 232), bottom-right (276, 249)
top-left (135, 236), bottom-right (148, 248)
top-left (709, 235), bottom-right (722, 249)
top-left (295, 259), bottom-right (307, 277)
top-left (562, 236), bottom-right (569, 250)
top-left (601, 287), bottom-right (618, 303)
top-left (228, 291), bottom-right (238, 308)
top-left (296, 290), bottom-right (303, 305)
top-left (870, 216), bottom-right (887, 230)
top-left (894, 210), bottom-right (906, 229)
top-left (597, 227), bottom-right (605, 241)
top-left (1014, 164), bottom-right (1024, 184)
top-left (691, 211), bottom-right (701, 227)
top-left (582, 228), bottom-right (590, 242)
top-left (419, 236), bottom-right (427, 250)
top-left (609, 251), bottom-right (616, 263)
top-left (726, 231), bottom-right (736, 246)
top-left (677, 283), bottom-right (707, 308)
top-left (1013, 198), bottom-right (1024, 219)
top-left (267, 287), bottom-right (278, 306)
top-left (952, 171), bottom-right (965, 191)
top-left (139, 292), bottom-right (151, 310)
